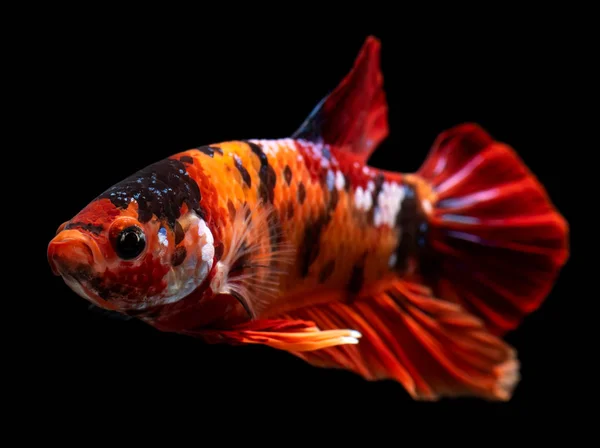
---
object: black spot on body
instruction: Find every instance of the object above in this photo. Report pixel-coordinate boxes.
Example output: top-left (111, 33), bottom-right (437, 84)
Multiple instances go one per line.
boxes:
top-left (89, 277), bottom-right (111, 300)
top-left (179, 155), bottom-right (194, 164)
top-left (98, 158), bottom-right (202, 230)
top-left (299, 215), bottom-right (328, 277)
top-left (234, 155), bottom-right (252, 188)
top-left (297, 182), bottom-right (306, 204)
top-left (320, 173), bottom-right (338, 221)
top-left (373, 173), bottom-right (385, 199)
top-left (65, 222), bottom-right (103, 236)
top-left (197, 146), bottom-right (223, 158)
top-left (287, 201), bottom-right (294, 219)
top-left (344, 173), bottom-right (351, 192)
top-left (196, 207), bottom-right (207, 221)
top-left (347, 252), bottom-right (367, 296)
top-left (319, 260), bottom-right (336, 283)
top-left (259, 167), bottom-right (276, 203)
top-left (214, 241), bottom-right (224, 261)
top-left (394, 183), bottom-right (430, 274)
top-left (348, 264), bottom-right (365, 294)
top-left (283, 165), bottom-right (293, 185)
top-left (368, 173), bottom-right (385, 224)
top-left (172, 246), bottom-right (187, 267)
top-left (247, 142), bottom-right (276, 204)
top-left (174, 221), bottom-right (185, 245)
top-left (227, 200), bottom-right (236, 223)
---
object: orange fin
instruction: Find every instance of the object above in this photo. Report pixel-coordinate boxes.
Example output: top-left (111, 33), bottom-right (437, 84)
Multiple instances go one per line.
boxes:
top-left (215, 201), bottom-right (296, 318)
top-left (414, 123), bottom-right (569, 335)
top-left (292, 35), bottom-right (388, 162)
top-left (276, 279), bottom-right (519, 401)
top-left (196, 318), bottom-right (362, 352)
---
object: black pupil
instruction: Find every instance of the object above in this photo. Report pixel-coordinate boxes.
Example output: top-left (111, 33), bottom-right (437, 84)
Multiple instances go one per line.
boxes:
top-left (116, 226), bottom-right (146, 259)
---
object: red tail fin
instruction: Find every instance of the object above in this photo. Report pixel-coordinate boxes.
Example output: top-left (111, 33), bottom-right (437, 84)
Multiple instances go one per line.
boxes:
top-left (414, 123), bottom-right (569, 336)
top-left (292, 35), bottom-right (388, 162)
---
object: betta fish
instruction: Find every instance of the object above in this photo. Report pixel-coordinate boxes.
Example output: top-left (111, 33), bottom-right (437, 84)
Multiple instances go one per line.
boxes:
top-left (48, 36), bottom-right (569, 401)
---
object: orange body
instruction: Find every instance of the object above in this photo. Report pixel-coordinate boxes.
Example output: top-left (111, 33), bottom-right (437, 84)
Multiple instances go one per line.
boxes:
top-left (173, 139), bottom-right (402, 314)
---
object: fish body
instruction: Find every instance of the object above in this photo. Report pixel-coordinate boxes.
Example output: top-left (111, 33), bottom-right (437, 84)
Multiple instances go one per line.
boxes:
top-left (48, 37), bottom-right (569, 401)
top-left (170, 138), bottom-right (407, 310)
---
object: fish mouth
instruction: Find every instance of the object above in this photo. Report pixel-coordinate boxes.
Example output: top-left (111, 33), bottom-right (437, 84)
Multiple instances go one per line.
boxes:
top-left (48, 230), bottom-right (122, 311)
top-left (48, 229), bottom-right (103, 277)
top-left (61, 273), bottom-right (118, 310)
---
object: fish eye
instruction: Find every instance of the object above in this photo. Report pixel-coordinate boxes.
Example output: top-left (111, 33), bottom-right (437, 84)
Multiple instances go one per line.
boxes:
top-left (114, 226), bottom-right (146, 260)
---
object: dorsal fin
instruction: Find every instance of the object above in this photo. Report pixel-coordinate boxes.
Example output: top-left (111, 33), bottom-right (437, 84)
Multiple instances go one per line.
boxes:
top-left (292, 35), bottom-right (389, 163)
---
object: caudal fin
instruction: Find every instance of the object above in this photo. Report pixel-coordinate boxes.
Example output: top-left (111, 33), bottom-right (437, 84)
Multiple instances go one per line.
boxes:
top-left (413, 123), bottom-right (569, 335)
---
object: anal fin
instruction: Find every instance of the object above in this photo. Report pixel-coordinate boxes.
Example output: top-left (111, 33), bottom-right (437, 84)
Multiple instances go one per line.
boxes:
top-left (194, 318), bottom-right (361, 352)
top-left (276, 279), bottom-right (520, 401)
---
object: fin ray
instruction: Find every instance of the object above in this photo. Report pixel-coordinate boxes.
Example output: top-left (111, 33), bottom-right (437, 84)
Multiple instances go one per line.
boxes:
top-left (195, 318), bottom-right (361, 352)
top-left (413, 123), bottom-right (569, 335)
top-left (216, 201), bottom-right (296, 318)
top-left (276, 280), bottom-right (519, 401)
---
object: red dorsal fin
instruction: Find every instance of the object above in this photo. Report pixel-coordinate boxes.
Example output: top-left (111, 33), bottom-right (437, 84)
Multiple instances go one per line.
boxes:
top-left (292, 35), bottom-right (389, 162)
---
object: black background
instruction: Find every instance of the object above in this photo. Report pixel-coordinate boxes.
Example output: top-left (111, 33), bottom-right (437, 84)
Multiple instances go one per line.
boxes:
top-left (22, 12), bottom-right (585, 440)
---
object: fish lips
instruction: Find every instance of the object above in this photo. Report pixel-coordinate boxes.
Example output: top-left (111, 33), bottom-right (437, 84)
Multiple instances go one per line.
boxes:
top-left (48, 229), bottom-right (102, 277)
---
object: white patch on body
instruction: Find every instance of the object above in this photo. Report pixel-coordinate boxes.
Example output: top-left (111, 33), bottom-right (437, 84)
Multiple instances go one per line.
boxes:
top-left (354, 186), bottom-right (373, 212)
top-left (372, 182), bottom-right (406, 228)
top-left (363, 191), bottom-right (373, 210)
top-left (159, 212), bottom-right (215, 307)
top-left (282, 138), bottom-right (296, 148)
top-left (373, 209), bottom-right (382, 227)
top-left (326, 169), bottom-right (335, 191)
top-left (158, 227), bottom-right (169, 248)
top-left (422, 199), bottom-right (433, 214)
top-left (209, 261), bottom-right (228, 292)
top-left (335, 171), bottom-right (345, 190)
top-left (248, 139), bottom-right (279, 156)
top-left (198, 218), bottom-right (214, 246)
top-left (249, 139), bottom-right (341, 173)
top-left (354, 186), bottom-right (365, 210)
top-left (294, 138), bottom-right (338, 167)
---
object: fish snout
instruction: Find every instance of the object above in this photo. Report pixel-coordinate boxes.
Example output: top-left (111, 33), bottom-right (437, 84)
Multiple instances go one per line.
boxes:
top-left (48, 230), bottom-right (99, 276)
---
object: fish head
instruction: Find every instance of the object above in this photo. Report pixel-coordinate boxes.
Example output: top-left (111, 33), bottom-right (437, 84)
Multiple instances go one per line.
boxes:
top-left (48, 158), bottom-right (217, 313)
